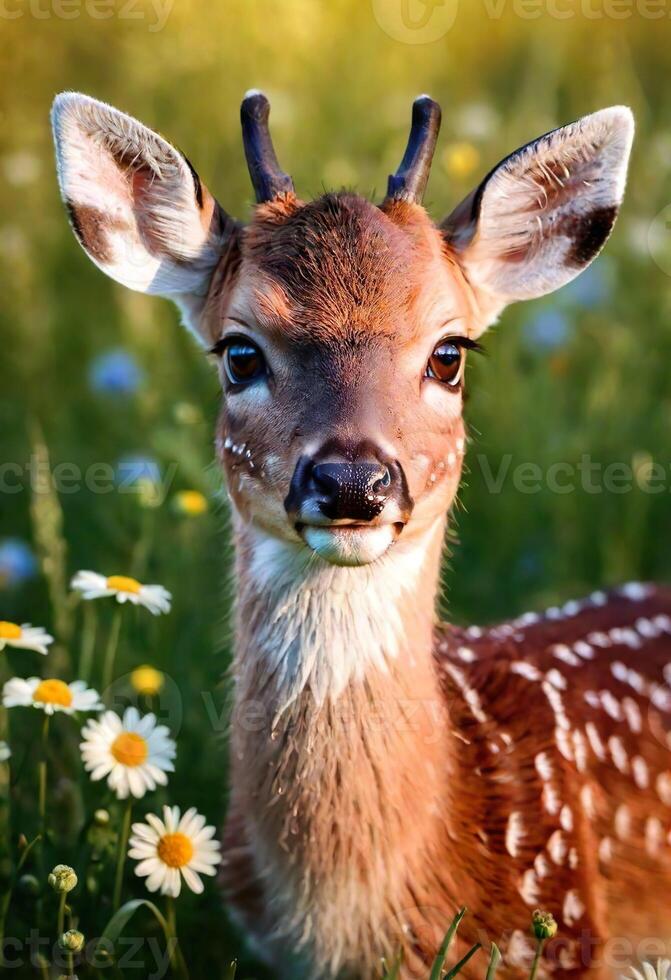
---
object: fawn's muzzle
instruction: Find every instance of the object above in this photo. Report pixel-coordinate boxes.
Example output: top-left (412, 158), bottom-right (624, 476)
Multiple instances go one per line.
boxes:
top-left (284, 446), bottom-right (411, 566)
top-left (285, 443), bottom-right (412, 529)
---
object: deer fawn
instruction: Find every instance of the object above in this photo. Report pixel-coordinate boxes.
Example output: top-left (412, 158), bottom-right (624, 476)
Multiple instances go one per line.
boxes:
top-left (52, 90), bottom-right (671, 979)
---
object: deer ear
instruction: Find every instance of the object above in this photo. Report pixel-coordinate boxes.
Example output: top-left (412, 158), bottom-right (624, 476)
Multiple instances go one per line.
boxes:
top-left (51, 92), bottom-right (237, 340)
top-left (441, 106), bottom-right (634, 327)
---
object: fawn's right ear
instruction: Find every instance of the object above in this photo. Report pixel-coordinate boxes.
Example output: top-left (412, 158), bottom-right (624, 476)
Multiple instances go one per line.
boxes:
top-left (51, 92), bottom-right (237, 341)
top-left (441, 106), bottom-right (634, 331)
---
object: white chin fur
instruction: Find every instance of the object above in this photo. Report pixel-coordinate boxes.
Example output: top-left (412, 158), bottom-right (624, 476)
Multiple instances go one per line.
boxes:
top-left (303, 525), bottom-right (396, 566)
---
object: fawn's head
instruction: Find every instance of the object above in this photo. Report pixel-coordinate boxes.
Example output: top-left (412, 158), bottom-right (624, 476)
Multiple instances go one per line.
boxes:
top-left (53, 91), bottom-right (633, 567)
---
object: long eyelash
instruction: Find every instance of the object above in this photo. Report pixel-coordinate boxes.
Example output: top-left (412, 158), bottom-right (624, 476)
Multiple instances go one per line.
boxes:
top-left (208, 338), bottom-right (228, 357)
top-left (455, 337), bottom-right (485, 354)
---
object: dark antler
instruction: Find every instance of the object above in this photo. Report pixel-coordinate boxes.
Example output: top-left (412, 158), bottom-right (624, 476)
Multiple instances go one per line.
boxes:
top-left (386, 95), bottom-right (442, 205)
top-left (240, 90), bottom-right (295, 204)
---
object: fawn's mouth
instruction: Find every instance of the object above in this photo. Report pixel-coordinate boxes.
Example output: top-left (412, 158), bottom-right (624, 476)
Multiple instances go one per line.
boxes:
top-left (295, 521), bottom-right (405, 567)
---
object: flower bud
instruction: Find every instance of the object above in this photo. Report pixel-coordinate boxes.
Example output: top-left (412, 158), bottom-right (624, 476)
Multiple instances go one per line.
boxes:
top-left (17, 873), bottom-right (40, 897)
top-left (59, 929), bottom-right (85, 953)
top-left (93, 808), bottom-right (110, 827)
top-left (532, 909), bottom-right (557, 940)
top-left (48, 864), bottom-right (77, 893)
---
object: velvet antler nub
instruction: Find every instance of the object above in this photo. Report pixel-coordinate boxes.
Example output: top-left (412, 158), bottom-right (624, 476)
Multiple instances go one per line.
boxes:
top-left (386, 95), bottom-right (442, 205)
top-left (240, 90), bottom-right (295, 204)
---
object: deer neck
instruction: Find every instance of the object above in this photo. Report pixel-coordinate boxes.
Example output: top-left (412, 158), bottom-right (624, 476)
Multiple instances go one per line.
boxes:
top-left (229, 517), bottom-right (453, 964)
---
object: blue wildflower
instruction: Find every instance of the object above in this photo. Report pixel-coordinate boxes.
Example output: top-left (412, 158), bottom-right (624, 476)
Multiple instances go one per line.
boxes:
top-left (561, 259), bottom-right (611, 309)
top-left (88, 349), bottom-right (143, 396)
top-left (115, 455), bottom-right (161, 488)
top-left (522, 308), bottom-right (572, 351)
top-left (0, 539), bottom-right (37, 589)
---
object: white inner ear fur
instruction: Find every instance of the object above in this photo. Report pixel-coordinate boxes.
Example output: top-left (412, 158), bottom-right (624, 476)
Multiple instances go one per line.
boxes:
top-left (445, 106), bottom-right (634, 327)
top-left (51, 92), bottom-right (228, 327)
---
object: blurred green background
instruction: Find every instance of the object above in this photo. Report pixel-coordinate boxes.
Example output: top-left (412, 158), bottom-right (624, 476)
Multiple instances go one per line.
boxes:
top-left (2, 0), bottom-right (671, 974)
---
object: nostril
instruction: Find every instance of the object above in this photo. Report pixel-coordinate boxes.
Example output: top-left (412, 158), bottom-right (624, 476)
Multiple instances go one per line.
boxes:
top-left (311, 464), bottom-right (341, 497)
top-left (372, 467), bottom-right (392, 494)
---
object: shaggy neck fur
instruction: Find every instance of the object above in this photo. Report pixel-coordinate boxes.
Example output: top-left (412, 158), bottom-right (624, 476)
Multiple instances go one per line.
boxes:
top-left (228, 519), bottom-right (456, 976)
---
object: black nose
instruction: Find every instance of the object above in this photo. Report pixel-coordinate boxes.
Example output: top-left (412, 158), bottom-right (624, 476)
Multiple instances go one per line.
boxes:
top-left (311, 461), bottom-right (392, 522)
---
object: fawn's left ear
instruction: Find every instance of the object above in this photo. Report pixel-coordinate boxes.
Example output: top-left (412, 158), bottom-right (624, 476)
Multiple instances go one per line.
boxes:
top-left (51, 92), bottom-right (237, 340)
top-left (442, 106), bottom-right (634, 328)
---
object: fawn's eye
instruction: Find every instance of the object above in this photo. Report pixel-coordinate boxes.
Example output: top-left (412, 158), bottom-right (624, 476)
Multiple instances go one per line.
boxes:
top-left (426, 339), bottom-right (465, 388)
top-left (220, 339), bottom-right (266, 386)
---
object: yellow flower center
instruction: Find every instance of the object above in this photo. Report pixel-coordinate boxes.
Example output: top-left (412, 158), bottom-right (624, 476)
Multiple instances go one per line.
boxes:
top-left (175, 490), bottom-right (208, 516)
top-left (110, 732), bottom-right (148, 767)
top-left (33, 679), bottom-right (72, 707)
top-left (130, 665), bottom-right (164, 697)
top-left (106, 575), bottom-right (142, 595)
top-left (0, 622), bottom-right (22, 640)
top-left (157, 832), bottom-right (194, 869)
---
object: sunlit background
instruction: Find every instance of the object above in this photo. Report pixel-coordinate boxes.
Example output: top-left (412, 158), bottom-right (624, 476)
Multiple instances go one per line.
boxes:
top-left (2, 1), bottom-right (671, 973)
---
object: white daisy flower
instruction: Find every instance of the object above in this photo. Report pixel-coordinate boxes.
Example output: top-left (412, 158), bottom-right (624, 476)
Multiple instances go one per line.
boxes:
top-left (128, 804), bottom-right (221, 897)
top-left (71, 571), bottom-right (171, 616)
top-left (626, 962), bottom-right (671, 980)
top-left (2, 677), bottom-right (103, 716)
top-left (80, 706), bottom-right (176, 800)
top-left (0, 741), bottom-right (10, 762)
top-left (0, 621), bottom-right (53, 655)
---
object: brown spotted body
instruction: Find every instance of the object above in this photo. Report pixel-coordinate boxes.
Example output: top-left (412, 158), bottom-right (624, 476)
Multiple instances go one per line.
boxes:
top-left (52, 90), bottom-right (647, 978)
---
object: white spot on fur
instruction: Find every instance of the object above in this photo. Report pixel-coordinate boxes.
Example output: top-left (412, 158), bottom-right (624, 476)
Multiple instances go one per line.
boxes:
top-left (614, 804), bottom-right (632, 840)
top-left (560, 805), bottom-right (574, 832)
top-left (506, 812), bottom-right (526, 858)
top-left (518, 868), bottom-right (542, 906)
top-left (622, 697), bottom-right (642, 734)
top-left (546, 668), bottom-right (567, 691)
top-left (599, 836), bottom-right (613, 863)
top-left (511, 662), bottom-right (542, 682)
top-left (656, 772), bottom-right (671, 806)
top-left (585, 722), bottom-right (607, 761)
top-left (550, 643), bottom-right (580, 667)
top-left (563, 889), bottom-right (585, 925)
top-left (608, 735), bottom-right (630, 773)
top-left (456, 646), bottom-right (477, 663)
top-left (646, 816), bottom-right (665, 857)
top-left (534, 852), bottom-right (552, 879)
top-left (632, 755), bottom-right (650, 789)
top-left (548, 830), bottom-right (568, 865)
top-left (534, 751), bottom-right (554, 782)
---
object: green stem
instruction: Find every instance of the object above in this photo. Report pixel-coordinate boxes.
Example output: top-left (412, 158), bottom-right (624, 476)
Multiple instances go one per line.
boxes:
top-left (529, 938), bottom-right (546, 980)
top-left (0, 669), bottom-right (10, 966)
top-left (112, 799), bottom-right (132, 912)
top-left (38, 715), bottom-right (50, 843)
top-left (57, 892), bottom-right (74, 978)
top-left (79, 601), bottom-right (97, 684)
top-left (102, 608), bottom-right (122, 704)
top-left (57, 891), bottom-right (67, 935)
top-left (165, 896), bottom-right (189, 980)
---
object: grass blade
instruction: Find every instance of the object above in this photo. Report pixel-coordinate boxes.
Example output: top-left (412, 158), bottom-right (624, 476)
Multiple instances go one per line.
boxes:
top-left (429, 907), bottom-right (467, 980)
top-left (97, 898), bottom-right (189, 978)
top-left (223, 962), bottom-right (237, 979)
top-left (381, 949), bottom-right (403, 978)
top-left (485, 943), bottom-right (502, 980)
top-left (443, 942), bottom-right (482, 979)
